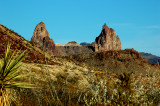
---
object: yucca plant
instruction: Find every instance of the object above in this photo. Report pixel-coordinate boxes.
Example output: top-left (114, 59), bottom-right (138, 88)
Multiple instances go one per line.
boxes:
top-left (0, 44), bottom-right (34, 105)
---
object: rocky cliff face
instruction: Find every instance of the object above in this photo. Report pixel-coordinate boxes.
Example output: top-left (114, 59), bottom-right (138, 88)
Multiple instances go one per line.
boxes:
top-left (95, 23), bottom-right (121, 52)
top-left (31, 22), bottom-right (58, 55)
top-left (31, 22), bottom-right (121, 56)
top-left (55, 23), bottom-right (122, 56)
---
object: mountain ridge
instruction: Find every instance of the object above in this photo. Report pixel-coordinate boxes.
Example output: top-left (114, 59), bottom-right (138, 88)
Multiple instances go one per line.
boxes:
top-left (31, 22), bottom-right (122, 56)
top-left (140, 52), bottom-right (160, 66)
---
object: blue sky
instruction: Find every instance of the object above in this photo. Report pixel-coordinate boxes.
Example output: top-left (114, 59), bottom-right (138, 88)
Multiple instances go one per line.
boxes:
top-left (1, 0), bottom-right (160, 56)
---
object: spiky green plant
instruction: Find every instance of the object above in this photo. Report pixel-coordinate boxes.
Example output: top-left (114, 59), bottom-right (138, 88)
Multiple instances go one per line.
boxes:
top-left (0, 44), bottom-right (34, 105)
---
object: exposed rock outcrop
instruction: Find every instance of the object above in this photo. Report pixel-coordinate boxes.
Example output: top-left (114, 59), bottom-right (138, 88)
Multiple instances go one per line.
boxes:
top-left (31, 22), bottom-right (58, 55)
top-left (31, 22), bottom-right (121, 56)
top-left (55, 23), bottom-right (122, 56)
top-left (95, 23), bottom-right (121, 52)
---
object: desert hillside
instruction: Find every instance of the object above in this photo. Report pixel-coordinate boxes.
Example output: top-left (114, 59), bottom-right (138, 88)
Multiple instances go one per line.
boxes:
top-left (66, 49), bottom-right (160, 76)
top-left (0, 24), bottom-right (160, 105)
top-left (0, 24), bottom-right (56, 65)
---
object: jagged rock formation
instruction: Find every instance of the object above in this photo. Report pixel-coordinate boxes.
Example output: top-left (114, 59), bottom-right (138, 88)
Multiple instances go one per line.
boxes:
top-left (95, 23), bottom-right (121, 52)
top-left (31, 22), bottom-right (58, 55)
top-left (31, 22), bottom-right (121, 56)
top-left (55, 23), bottom-right (122, 56)
top-left (31, 22), bottom-right (49, 47)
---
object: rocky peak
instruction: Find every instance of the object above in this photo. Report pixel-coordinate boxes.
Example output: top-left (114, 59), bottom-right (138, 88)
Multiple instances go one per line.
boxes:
top-left (102, 23), bottom-right (109, 30)
top-left (95, 23), bottom-right (121, 52)
top-left (31, 22), bottom-right (58, 55)
top-left (31, 22), bottom-right (49, 47)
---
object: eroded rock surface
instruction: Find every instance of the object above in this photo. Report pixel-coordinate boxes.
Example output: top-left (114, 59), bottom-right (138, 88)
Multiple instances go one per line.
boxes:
top-left (31, 22), bottom-right (58, 55)
top-left (95, 23), bottom-right (121, 52)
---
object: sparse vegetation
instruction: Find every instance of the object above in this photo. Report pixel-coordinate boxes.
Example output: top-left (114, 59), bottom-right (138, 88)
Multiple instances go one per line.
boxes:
top-left (0, 24), bottom-right (160, 105)
top-left (19, 37), bottom-right (23, 41)
top-left (26, 42), bottom-right (31, 46)
top-left (4, 58), bottom-right (158, 105)
top-left (6, 31), bottom-right (10, 35)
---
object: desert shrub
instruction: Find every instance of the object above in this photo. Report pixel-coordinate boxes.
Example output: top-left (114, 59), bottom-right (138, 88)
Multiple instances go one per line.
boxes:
top-left (1, 29), bottom-right (5, 33)
top-left (26, 43), bottom-right (31, 46)
top-left (14, 68), bottom-right (160, 105)
top-left (0, 44), bottom-right (34, 105)
top-left (6, 30), bottom-right (10, 35)
top-left (148, 90), bottom-right (160, 105)
top-left (75, 72), bottom-right (160, 105)
top-left (16, 44), bottom-right (20, 48)
top-left (19, 37), bottom-right (23, 41)
top-left (37, 60), bottom-right (42, 64)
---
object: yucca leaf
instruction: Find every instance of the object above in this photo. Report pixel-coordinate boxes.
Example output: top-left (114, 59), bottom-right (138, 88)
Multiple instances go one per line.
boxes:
top-left (5, 83), bottom-right (35, 89)
top-left (4, 65), bottom-right (22, 81)
top-left (3, 51), bottom-right (27, 80)
top-left (2, 44), bottom-right (11, 77)
top-left (5, 73), bottom-right (34, 82)
top-left (9, 51), bottom-right (27, 71)
top-left (3, 50), bottom-right (16, 74)
top-left (5, 52), bottom-right (24, 73)
top-left (0, 60), bottom-right (2, 75)
top-left (4, 57), bottom-right (27, 80)
top-left (13, 73), bottom-right (34, 80)
top-left (4, 73), bottom-right (20, 83)
top-left (2, 44), bottom-right (16, 78)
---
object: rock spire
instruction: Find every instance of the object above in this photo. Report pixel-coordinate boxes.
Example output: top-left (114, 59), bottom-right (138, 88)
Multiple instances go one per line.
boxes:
top-left (31, 22), bottom-right (57, 54)
top-left (95, 23), bottom-right (121, 52)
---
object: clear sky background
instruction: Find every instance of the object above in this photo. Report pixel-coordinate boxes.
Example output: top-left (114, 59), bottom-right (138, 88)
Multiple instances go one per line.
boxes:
top-left (1, 0), bottom-right (160, 56)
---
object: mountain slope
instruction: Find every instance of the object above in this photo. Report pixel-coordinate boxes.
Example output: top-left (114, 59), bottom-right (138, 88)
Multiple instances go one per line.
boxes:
top-left (66, 49), bottom-right (160, 76)
top-left (140, 52), bottom-right (160, 66)
top-left (0, 24), bottom-right (56, 65)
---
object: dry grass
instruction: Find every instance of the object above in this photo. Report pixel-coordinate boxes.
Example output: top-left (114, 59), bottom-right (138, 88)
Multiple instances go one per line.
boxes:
top-left (2, 55), bottom-right (158, 105)
top-left (0, 24), bottom-right (160, 105)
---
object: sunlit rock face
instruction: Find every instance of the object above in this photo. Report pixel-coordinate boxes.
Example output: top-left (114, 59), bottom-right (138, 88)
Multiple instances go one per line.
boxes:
top-left (95, 23), bottom-right (121, 52)
top-left (31, 22), bottom-right (58, 55)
